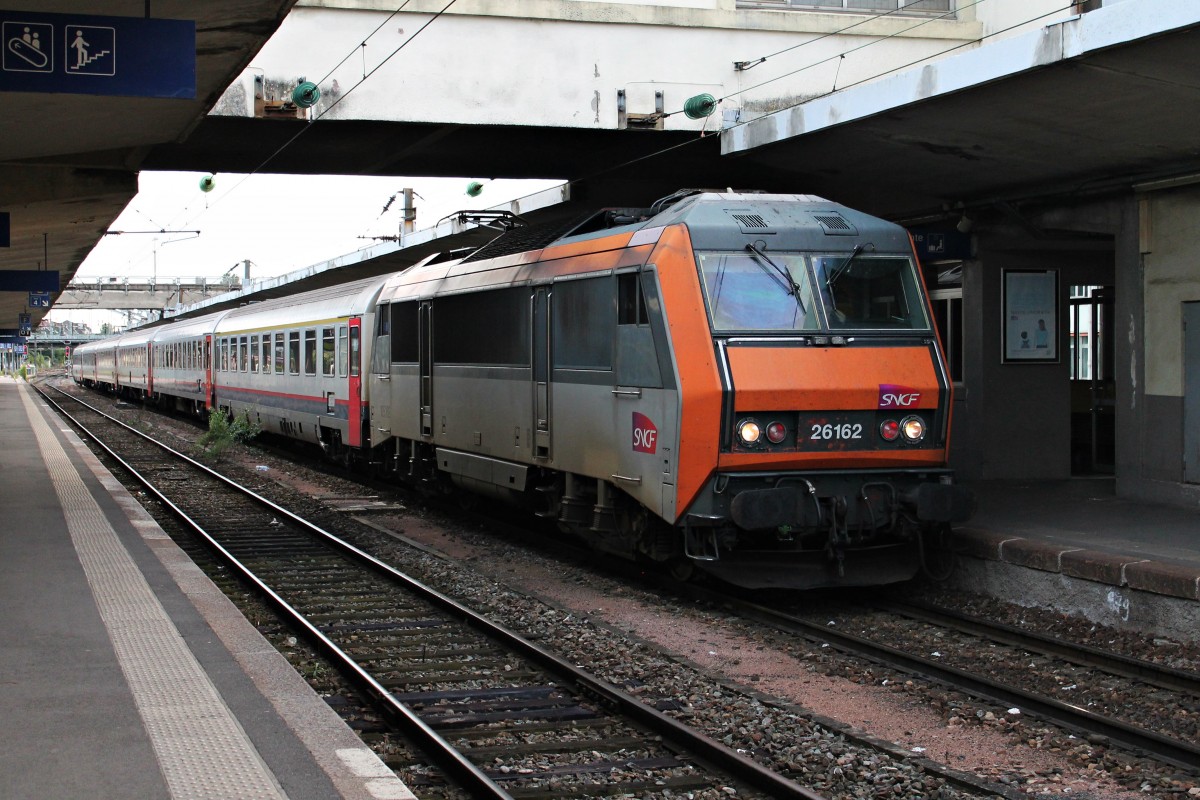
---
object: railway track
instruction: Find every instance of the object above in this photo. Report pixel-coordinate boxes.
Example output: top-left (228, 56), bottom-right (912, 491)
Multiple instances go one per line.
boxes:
top-left (38, 384), bottom-right (825, 800)
top-left (678, 583), bottom-right (1200, 775)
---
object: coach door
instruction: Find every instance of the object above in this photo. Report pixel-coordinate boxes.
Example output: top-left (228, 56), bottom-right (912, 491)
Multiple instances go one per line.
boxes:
top-left (204, 334), bottom-right (214, 409)
top-left (533, 287), bottom-right (551, 459)
top-left (348, 318), bottom-right (364, 447)
top-left (419, 301), bottom-right (433, 437)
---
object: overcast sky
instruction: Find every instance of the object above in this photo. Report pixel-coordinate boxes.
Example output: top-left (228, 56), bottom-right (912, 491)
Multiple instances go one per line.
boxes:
top-left (51, 171), bottom-right (564, 326)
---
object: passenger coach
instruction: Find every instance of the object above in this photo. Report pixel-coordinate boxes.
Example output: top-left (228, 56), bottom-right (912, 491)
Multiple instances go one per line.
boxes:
top-left (211, 276), bottom-right (387, 460)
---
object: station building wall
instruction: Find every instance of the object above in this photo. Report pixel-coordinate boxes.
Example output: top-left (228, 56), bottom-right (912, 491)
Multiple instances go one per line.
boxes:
top-left (1123, 184), bottom-right (1200, 505)
top-left (952, 240), bottom-right (1113, 482)
top-left (946, 187), bottom-right (1200, 510)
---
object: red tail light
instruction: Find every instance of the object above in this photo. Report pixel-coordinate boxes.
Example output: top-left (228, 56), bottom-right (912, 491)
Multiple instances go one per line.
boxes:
top-left (766, 421), bottom-right (788, 443)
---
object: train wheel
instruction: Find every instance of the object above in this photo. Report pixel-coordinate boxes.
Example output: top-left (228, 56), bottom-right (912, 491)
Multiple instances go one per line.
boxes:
top-left (667, 557), bottom-right (696, 583)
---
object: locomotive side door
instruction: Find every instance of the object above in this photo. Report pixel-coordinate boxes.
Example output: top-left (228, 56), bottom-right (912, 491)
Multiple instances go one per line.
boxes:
top-left (419, 300), bottom-right (433, 437)
top-left (533, 287), bottom-right (551, 459)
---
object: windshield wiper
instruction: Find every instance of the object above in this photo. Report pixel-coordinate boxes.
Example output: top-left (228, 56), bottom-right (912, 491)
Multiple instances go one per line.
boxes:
top-left (744, 242), bottom-right (805, 313)
top-left (826, 242), bottom-right (874, 289)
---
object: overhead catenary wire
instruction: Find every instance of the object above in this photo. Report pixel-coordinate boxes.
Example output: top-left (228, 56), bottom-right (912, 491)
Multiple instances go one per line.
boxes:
top-left (227, 0), bottom-right (461, 186)
top-left (800, 2), bottom-right (1076, 100)
top-left (663, 0), bottom-right (1068, 121)
top-left (666, 0), bottom-right (985, 118)
top-left (733, 0), bottom-right (943, 71)
top-left (313, 1), bottom-right (414, 87)
top-left (115, 0), bottom-right (457, 274)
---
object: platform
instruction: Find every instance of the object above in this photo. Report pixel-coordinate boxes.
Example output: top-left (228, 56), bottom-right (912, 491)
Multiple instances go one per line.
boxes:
top-left (944, 477), bottom-right (1200, 643)
top-left (0, 376), bottom-right (415, 800)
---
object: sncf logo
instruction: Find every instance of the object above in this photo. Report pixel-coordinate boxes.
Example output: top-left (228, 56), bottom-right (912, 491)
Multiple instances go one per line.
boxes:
top-left (632, 412), bottom-right (658, 454)
top-left (878, 384), bottom-right (921, 409)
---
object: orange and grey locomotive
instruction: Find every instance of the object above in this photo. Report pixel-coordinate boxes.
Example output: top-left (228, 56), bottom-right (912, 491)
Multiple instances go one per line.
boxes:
top-left (366, 190), bottom-right (972, 588)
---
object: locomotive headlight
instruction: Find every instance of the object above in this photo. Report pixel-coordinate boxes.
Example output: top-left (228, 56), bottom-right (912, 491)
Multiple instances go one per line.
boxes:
top-left (879, 419), bottom-right (900, 441)
top-left (900, 415), bottom-right (926, 443)
top-left (766, 421), bottom-right (788, 444)
top-left (736, 419), bottom-right (762, 446)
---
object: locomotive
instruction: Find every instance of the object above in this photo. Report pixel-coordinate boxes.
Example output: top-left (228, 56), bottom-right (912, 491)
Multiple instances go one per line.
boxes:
top-left (73, 190), bottom-right (972, 589)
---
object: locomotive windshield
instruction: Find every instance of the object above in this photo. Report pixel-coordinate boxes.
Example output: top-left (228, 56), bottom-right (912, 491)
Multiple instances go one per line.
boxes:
top-left (813, 255), bottom-right (930, 330)
top-left (698, 252), bottom-right (820, 332)
top-left (698, 250), bottom-right (930, 332)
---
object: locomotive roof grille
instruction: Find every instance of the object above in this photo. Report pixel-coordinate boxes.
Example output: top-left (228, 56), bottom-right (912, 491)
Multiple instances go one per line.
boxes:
top-left (729, 212), bottom-right (771, 231)
top-left (812, 213), bottom-right (857, 235)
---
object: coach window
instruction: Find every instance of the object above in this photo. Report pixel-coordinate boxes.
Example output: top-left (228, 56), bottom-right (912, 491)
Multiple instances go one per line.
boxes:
top-left (274, 332), bottom-right (285, 374)
top-left (260, 336), bottom-right (270, 373)
top-left (220, 338), bottom-right (228, 372)
top-left (304, 329), bottom-right (317, 375)
top-left (288, 331), bottom-right (300, 374)
top-left (337, 325), bottom-right (348, 376)
top-left (241, 335), bottom-right (250, 371)
top-left (250, 335), bottom-right (260, 372)
top-left (349, 326), bottom-right (360, 377)
top-left (322, 327), bottom-right (336, 376)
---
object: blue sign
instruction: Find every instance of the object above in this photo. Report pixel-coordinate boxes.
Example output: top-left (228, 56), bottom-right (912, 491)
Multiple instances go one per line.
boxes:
top-left (0, 270), bottom-right (57, 291)
top-left (29, 291), bottom-right (50, 308)
top-left (911, 229), bottom-right (971, 262)
top-left (0, 11), bottom-right (194, 98)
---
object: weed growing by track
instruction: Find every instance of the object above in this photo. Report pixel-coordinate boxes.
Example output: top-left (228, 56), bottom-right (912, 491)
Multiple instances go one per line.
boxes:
top-left (197, 411), bottom-right (261, 459)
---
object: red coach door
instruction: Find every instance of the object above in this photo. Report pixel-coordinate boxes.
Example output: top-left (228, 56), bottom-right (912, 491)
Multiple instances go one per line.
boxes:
top-left (204, 334), bottom-right (214, 410)
top-left (347, 318), bottom-right (364, 447)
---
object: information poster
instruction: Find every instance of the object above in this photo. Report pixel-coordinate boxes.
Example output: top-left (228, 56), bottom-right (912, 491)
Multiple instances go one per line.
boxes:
top-left (1003, 269), bottom-right (1058, 363)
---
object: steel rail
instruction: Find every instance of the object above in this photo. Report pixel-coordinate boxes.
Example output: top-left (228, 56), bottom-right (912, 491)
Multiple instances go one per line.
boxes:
top-left (875, 599), bottom-right (1200, 695)
top-left (691, 587), bottom-right (1200, 772)
top-left (38, 386), bottom-right (513, 800)
top-left (42, 385), bottom-right (828, 800)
